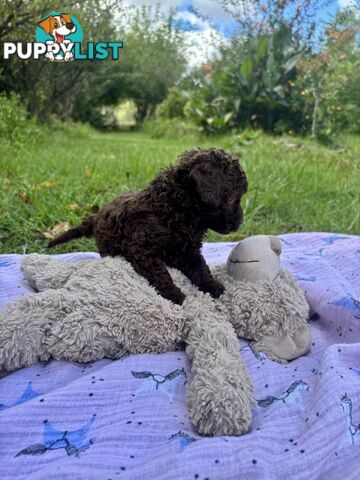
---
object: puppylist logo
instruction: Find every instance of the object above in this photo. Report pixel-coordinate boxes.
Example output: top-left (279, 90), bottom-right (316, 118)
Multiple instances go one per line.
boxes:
top-left (2, 12), bottom-right (123, 62)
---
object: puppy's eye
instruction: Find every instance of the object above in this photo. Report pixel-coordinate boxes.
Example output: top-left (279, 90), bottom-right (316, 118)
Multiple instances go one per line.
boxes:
top-left (54, 22), bottom-right (59, 27)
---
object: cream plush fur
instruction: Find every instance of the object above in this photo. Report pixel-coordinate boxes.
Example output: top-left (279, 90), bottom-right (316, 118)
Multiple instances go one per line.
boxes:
top-left (0, 237), bottom-right (311, 436)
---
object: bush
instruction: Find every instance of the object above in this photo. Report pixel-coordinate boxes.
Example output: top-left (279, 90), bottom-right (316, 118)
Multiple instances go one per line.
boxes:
top-left (157, 87), bottom-right (189, 119)
top-left (142, 117), bottom-right (199, 139)
top-left (186, 24), bottom-right (304, 134)
top-left (0, 93), bottom-right (42, 146)
top-left (72, 100), bottom-right (119, 130)
top-left (46, 118), bottom-right (94, 138)
top-left (185, 13), bottom-right (360, 139)
top-left (292, 13), bottom-right (360, 138)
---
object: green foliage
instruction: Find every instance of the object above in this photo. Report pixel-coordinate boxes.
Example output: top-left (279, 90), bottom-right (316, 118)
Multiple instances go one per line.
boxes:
top-left (0, 0), bottom-right (122, 124)
top-left (1, 1), bottom-right (359, 138)
top-left (1, 126), bottom-right (359, 253)
top-left (216, 0), bottom-right (331, 49)
top-left (187, 24), bottom-right (304, 134)
top-left (73, 6), bottom-right (187, 127)
top-left (0, 2), bottom-right (184, 128)
top-left (142, 117), bottom-right (198, 139)
top-left (181, 11), bottom-right (360, 139)
top-left (292, 12), bottom-right (360, 139)
top-left (157, 87), bottom-right (189, 119)
top-left (74, 100), bottom-right (121, 131)
top-left (0, 93), bottom-right (41, 146)
top-left (119, 7), bottom-right (187, 122)
top-left (230, 130), bottom-right (261, 149)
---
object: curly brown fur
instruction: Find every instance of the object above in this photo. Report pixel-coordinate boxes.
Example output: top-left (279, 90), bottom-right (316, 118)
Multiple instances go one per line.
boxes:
top-left (48, 148), bottom-right (248, 304)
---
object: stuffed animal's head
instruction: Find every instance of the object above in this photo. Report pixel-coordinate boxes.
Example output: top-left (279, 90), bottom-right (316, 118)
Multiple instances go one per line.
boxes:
top-left (226, 235), bottom-right (282, 283)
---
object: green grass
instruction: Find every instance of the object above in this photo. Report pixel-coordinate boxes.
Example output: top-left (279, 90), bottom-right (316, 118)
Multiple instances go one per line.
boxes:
top-left (0, 123), bottom-right (359, 253)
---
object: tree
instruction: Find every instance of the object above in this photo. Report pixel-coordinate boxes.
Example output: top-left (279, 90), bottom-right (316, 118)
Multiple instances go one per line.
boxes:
top-left (215, 0), bottom-right (333, 48)
top-left (293, 10), bottom-right (360, 137)
top-left (0, 0), bottom-right (124, 122)
top-left (0, 1), bottom-right (187, 127)
top-left (116, 6), bottom-right (187, 122)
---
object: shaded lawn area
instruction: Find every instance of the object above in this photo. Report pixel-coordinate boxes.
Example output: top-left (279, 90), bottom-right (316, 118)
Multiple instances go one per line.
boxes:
top-left (0, 124), bottom-right (359, 254)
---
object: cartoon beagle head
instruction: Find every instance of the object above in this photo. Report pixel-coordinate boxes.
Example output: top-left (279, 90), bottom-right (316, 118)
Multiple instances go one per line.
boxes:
top-left (38, 14), bottom-right (76, 43)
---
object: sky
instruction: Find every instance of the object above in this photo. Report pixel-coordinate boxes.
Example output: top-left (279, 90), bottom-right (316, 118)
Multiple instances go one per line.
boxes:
top-left (123, 0), bottom-right (358, 66)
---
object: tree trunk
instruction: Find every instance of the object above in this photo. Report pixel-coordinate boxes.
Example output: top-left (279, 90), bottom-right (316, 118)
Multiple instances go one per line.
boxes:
top-left (135, 102), bottom-right (148, 123)
top-left (311, 81), bottom-right (320, 138)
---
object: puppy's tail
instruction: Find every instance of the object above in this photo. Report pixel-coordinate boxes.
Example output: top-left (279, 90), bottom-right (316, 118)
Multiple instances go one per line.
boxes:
top-left (47, 216), bottom-right (94, 248)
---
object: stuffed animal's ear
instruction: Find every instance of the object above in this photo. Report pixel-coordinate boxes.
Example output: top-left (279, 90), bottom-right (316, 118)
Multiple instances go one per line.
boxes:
top-left (189, 162), bottom-right (223, 207)
top-left (269, 236), bottom-right (282, 256)
top-left (38, 17), bottom-right (54, 35)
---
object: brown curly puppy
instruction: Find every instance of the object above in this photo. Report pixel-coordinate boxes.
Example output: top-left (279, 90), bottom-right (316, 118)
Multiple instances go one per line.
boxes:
top-left (48, 148), bottom-right (248, 305)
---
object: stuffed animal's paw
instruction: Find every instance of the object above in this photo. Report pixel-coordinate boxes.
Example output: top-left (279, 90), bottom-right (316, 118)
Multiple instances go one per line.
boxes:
top-left (21, 254), bottom-right (82, 292)
top-left (187, 370), bottom-right (254, 436)
top-left (186, 313), bottom-right (254, 436)
top-left (21, 254), bottom-right (54, 291)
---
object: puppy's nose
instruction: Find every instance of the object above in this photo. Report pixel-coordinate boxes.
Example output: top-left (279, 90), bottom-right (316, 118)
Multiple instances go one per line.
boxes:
top-left (66, 22), bottom-right (74, 29)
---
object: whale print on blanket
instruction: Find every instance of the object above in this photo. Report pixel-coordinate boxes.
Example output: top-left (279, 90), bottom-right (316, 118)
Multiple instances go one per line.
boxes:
top-left (329, 296), bottom-right (360, 319)
top-left (15, 415), bottom-right (96, 458)
top-left (340, 394), bottom-right (360, 447)
top-left (168, 431), bottom-right (197, 452)
top-left (0, 383), bottom-right (41, 411)
top-left (257, 380), bottom-right (310, 414)
top-left (131, 368), bottom-right (187, 400)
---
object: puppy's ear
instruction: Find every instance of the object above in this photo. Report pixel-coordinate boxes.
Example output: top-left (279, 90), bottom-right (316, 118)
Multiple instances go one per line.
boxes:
top-left (189, 163), bottom-right (223, 207)
top-left (38, 17), bottom-right (54, 35)
top-left (60, 13), bottom-right (72, 24)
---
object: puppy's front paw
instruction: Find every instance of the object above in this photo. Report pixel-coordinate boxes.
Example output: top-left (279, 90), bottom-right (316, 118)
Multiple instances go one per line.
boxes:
top-left (200, 280), bottom-right (225, 299)
top-left (163, 288), bottom-right (186, 305)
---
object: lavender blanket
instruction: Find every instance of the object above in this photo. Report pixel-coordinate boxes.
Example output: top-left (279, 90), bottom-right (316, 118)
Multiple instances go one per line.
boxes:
top-left (0, 233), bottom-right (359, 479)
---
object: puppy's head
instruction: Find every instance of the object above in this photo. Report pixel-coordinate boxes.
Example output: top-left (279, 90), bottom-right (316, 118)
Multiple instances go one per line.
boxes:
top-left (177, 148), bottom-right (248, 234)
top-left (38, 14), bottom-right (76, 41)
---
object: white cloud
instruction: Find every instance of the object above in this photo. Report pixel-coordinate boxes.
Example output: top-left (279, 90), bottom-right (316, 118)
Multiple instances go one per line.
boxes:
top-left (174, 7), bottom-right (228, 68)
top-left (338, 0), bottom-right (359, 9)
top-left (122, 0), bottom-right (229, 66)
top-left (174, 9), bottom-right (209, 28)
top-left (182, 22), bottom-right (226, 68)
top-left (123, 0), bottom-right (234, 24)
top-left (192, 0), bottom-right (234, 23)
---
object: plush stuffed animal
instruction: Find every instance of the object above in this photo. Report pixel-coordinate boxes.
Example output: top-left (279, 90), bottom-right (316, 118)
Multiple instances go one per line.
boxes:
top-left (0, 235), bottom-right (311, 436)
